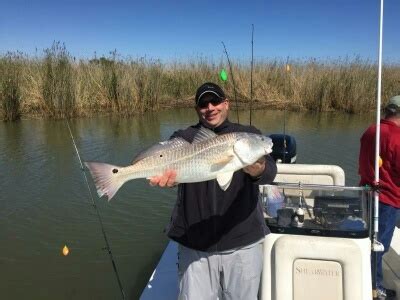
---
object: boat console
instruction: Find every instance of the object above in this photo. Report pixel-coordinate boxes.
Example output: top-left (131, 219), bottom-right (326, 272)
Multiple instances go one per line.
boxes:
top-left (260, 180), bottom-right (373, 300)
top-left (262, 183), bottom-right (371, 239)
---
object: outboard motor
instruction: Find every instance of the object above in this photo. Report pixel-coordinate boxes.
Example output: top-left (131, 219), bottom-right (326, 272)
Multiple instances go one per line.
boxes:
top-left (269, 134), bottom-right (297, 163)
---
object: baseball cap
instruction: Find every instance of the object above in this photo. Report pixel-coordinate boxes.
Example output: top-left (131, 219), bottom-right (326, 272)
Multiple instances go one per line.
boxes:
top-left (195, 82), bottom-right (226, 106)
top-left (385, 95), bottom-right (400, 113)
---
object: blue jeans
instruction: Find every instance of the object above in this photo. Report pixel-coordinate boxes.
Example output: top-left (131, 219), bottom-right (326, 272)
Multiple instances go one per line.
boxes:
top-left (376, 202), bottom-right (399, 289)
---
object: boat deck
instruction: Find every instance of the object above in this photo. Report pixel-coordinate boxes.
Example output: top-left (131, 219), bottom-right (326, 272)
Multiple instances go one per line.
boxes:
top-left (140, 241), bottom-right (178, 300)
top-left (382, 224), bottom-right (400, 299)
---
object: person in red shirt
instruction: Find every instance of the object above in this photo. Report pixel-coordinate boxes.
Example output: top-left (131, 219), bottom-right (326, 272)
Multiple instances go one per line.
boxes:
top-left (359, 95), bottom-right (400, 299)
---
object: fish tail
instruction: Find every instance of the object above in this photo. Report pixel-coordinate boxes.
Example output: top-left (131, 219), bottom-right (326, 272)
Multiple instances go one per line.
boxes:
top-left (85, 162), bottom-right (125, 201)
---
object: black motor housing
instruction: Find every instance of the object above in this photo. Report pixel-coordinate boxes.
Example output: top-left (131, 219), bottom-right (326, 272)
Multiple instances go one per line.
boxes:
top-left (268, 134), bottom-right (297, 163)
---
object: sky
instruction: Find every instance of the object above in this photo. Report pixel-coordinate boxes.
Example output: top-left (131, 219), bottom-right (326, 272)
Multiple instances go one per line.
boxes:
top-left (0, 0), bottom-right (399, 63)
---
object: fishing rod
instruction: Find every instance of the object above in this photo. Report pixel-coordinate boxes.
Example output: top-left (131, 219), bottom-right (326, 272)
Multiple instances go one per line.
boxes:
top-left (249, 24), bottom-right (254, 126)
top-left (221, 41), bottom-right (240, 124)
top-left (283, 56), bottom-right (290, 164)
top-left (66, 120), bottom-right (126, 300)
top-left (371, 0), bottom-right (385, 297)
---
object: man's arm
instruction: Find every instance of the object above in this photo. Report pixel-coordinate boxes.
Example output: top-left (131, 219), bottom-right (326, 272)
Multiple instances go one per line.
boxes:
top-left (243, 155), bottom-right (277, 184)
top-left (243, 157), bottom-right (266, 177)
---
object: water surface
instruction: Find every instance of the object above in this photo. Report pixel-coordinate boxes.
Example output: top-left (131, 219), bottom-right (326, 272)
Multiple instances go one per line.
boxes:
top-left (0, 109), bottom-right (374, 299)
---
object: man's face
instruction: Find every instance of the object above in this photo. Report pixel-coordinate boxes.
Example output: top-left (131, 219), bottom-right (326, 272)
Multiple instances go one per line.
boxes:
top-left (195, 94), bottom-right (229, 128)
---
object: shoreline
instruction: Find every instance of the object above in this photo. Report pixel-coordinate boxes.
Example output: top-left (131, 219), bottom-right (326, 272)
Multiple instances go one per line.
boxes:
top-left (1, 100), bottom-right (376, 122)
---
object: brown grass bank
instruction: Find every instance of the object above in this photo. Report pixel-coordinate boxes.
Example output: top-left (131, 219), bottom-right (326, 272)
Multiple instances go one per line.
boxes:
top-left (1, 44), bottom-right (400, 121)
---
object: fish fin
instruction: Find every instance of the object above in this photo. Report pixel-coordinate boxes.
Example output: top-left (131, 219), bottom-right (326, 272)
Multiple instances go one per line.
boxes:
top-left (210, 155), bottom-right (235, 171)
top-left (132, 138), bottom-right (189, 164)
top-left (85, 162), bottom-right (125, 201)
top-left (192, 127), bottom-right (217, 143)
top-left (216, 172), bottom-right (234, 191)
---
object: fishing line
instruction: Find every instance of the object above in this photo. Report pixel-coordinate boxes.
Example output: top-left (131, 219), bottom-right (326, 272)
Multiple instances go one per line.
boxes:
top-left (66, 120), bottom-right (126, 300)
top-left (250, 24), bottom-right (254, 126)
top-left (221, 41), bottom-right (240, 124)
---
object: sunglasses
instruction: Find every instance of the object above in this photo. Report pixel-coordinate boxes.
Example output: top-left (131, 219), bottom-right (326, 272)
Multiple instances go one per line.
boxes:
top-left (197, 97), bottom-right (224, 109)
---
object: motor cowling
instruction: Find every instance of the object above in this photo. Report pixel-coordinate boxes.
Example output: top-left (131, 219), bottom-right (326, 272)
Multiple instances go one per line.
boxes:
top-left (268, 134), bottom-right (297, 163)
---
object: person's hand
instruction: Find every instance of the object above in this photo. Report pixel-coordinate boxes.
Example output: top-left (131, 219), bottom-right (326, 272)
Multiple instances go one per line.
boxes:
top-left (243, 157), bottom-right (266, 178)
top-left (149, 170), bottom-right (177, 187)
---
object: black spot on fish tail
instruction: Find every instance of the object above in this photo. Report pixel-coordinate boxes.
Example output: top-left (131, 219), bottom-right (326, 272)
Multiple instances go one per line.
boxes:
top-left (112, 169), bottom-right (118, 174)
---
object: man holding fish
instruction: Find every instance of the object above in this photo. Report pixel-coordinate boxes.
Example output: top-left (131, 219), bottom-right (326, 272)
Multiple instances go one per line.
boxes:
top-left (86, 82), bottom-right (276, 299)
top-left (150, 82), bottom-right (277, 300)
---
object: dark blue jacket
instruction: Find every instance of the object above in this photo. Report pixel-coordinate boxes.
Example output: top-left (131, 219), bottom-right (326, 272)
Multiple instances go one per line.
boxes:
top-left (165, 119), bottom-right (277, 252)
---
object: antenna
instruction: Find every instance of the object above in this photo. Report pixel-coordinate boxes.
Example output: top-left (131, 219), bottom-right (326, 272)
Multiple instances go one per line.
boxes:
top-left (371, 0), bottom-right (385, 297)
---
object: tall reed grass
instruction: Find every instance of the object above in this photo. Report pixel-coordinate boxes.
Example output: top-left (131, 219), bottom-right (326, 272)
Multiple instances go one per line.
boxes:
top-left (42, 42), bottom-right (76, 118)
top-left (1, 43), bottom-right (400, 121)
top-left (0, 52), bottom-right (22, 121)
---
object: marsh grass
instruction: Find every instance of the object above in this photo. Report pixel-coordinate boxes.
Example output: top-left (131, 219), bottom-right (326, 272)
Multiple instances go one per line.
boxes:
top-left (1, 44), bottom-right (400, 121)
top-left (42, 42), bottom-right (76, 118)
top-left (0, 52), bottom-right (23, 121)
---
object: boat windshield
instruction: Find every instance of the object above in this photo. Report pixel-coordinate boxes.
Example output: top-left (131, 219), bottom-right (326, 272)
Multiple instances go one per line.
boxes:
top-left (261, 183), bottom-right (372, 238)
